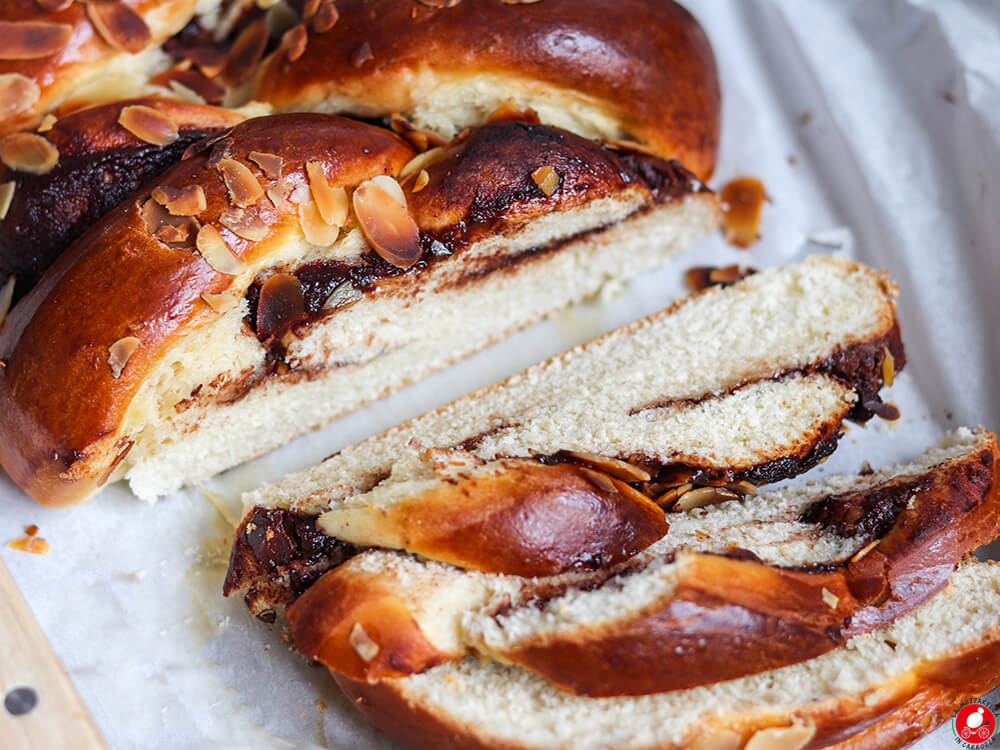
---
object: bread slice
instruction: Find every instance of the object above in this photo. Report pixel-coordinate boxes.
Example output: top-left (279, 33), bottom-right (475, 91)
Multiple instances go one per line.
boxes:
top-left (335, 560), bottom-right (1000, 750)
top-left (0, 114), bottom-right (717, 506)
top-left (285, 430), bottom-right (1000, 696)
top-left (225, 255), bottom-right (903, 616)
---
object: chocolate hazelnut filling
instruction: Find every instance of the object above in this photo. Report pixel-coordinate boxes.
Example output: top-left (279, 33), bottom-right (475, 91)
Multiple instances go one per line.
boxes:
top-left (0, 128), bottom-right (221, 302)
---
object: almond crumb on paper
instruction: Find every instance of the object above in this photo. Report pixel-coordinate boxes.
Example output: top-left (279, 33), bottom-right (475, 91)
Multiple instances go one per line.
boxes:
top-left (7, 526), bottom-right (50, 555)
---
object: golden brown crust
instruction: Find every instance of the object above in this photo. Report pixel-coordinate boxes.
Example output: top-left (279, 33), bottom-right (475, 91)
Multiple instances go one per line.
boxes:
top-left (318, 457), bottom-right (668, 577)
top-left (0, 0), bottom-right (203, 135)
top-left (0, 113), bottom-right (414, 507)
top-left (255, 0), bottom-right (720, 179)
top-left (0, 96), bottom-right (246, 301)
top-left (332, 627), bottom-right (1000, 750)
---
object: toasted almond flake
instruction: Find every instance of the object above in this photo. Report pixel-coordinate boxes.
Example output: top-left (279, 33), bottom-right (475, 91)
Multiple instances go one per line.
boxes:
top-left (353, 177), bottom-right (421, 268)
top-left (821, 587), bottom-right (839, 609)
top-left (249, 151), bottom-right (282, 179)
top-left (399, 146), bottom-right (446, 179)
top-left (306, 161), bottom-right (349, 226)
top-left (187, 45), bottom-right (227, 77)
top-left (0, 133), bottom-right (58, 174)
top-left (0, 276), bottom-right (14, 330)
top-left (564, 451), bottom-right (651, 482)
top-left (416, 0), bottom-right (463, 6)
top-left (672, 486), bottom-right (740, 512)
top-left (744, 722), bottom-right (815, 750)
top-left (298, 200), bottom-right (340, 246)
top-left (882, 346), bottom-right (895, 387)
top-left (37, 113), bottom-right (56, 132)
top-left (36, 0), bottom-right (74, 10)
top-left (152, 184), bottom-right (207, 216)
top-left (108, 336), bottom-right (140, 378)
top-left (217, 158), bottom-right (264, 207)
top-left (311, 0), bottom-right (339, 32)
top-left (350, 40), bottom-right (373, 68)
top-left (201, 291), bottom-right (239, 313)
top-left (349, 623), bottom-right (379, 662)
top-left (301, 0), bottom-right (320, 18)
top-left (6, 535), bottom-right (50, 555)
top-left (411, 169), bottom-right (429, 192)
top-left (155, 223), bottom-right (189, 243)
top-left (0, 73), bottom-right (40, 120)
top-left (0, 181), bottom-right (14, 220)
top-left (531, 165), bottom-right (560, 196)
top-left (0, 21), bottom-right (72, 59)
top-left (160, 69), bottom-right (224, 105)
top-left (727, 480), bottom-right (757, 495)
top-left (690, 729), bottom-right (743, 750)
top-left (118, 105), bottom-right (178, 146)
top-left (603, 138), bottom-right (661, 158)
top-left (223, 20), bottom-right (269, 85)
top-left (389, 113), bottom-right (447, 152)
top-left (288, 183), bottom-right (311, 204)
top-left (708, 264), bottom-right (754, 285)
top-left (323, 279), bottom-right (361, 309)
top-left (487, 98), bottom-right (540, 124)
top-left (654, 483), bottom-right (693, 508)
top-left (196, 225), bottom-right (247, 275)
top-left (220, 207), bottom-right (269, 241)
top-left (266, 183), bottom-right (291, 209)
top-left (368, 174), bottom-right (407, 206)
top-left (283, 23), bottom-right (308, 61)
top-left (578, 466), bottom-right (619, 495)
top-left (851, 539), bottom-right (880, 563)
top-left (87, 2), bottom-right (151, 53)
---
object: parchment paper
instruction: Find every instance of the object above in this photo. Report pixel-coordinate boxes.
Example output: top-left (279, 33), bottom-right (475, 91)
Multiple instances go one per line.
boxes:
top-left (2, 1), bottom-right (999, 747)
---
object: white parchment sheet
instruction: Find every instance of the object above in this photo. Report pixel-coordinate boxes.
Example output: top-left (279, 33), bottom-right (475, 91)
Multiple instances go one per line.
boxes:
top-left (2, 1), bottom-right (999, 747)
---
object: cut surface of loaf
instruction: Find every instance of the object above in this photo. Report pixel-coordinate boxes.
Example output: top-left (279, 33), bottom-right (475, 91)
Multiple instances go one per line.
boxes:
top-left (336, 560), bottom-right (1000, 750)
top-left (225, 255), bottom-right (904, 616)
top-left (0, 114), bottom-right (716, 506)
top-left (286, 430), bottom-right (1000, 695)
top-left (249, 0), bottom-right (720, 179)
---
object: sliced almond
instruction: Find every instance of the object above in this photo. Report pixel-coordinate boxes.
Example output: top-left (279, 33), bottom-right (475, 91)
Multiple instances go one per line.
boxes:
top-left (690, 729), bottom-right (743, 750)
top-left (416, 0), bottom-right (463, 6)
top-left (399, 146), bottom-right (446, 180)
top-left (219, 207), bottom-right (269, 241)
top-left (0, 133), bottom-right (58, 174)
top-left (196, 225), bottom-right (247, 275)
top-left (353, 177), bottom-right (421, 268)
top-left (882, 346), bottom-right (895, 387)
top-left (368, 174), bottom-right (407, 206)
top-left (36, 0), bottom-right (74, 10)
top-left (249, 151), bottom-right (282, 179)
top-left (654, 483), bottom-right (693, 508)
top-left (217, 158), bottom-right (264, 207)
top-left (298, 200), bottom-right (340, 246)
top-left (155, 223), bottom-right (189, 243)
top-left (140, 198), bottom-right (199, 246)
top-left (389, 113), bottom-right (447, 152)
top-left (311, 0), bottom-right (339, 32)
top-left (727, 480), bottom-right (757, 495)
top-left (0, 73), bottom-right (40, 119)
top-left (349, 623), bottom-right (379, 662)
top-left (0, 181), bottom-right (15, 220)
top-left (744, 722), bottom-right (815, 750)
top-left (118, 105), bottom-right (178, 146)
top-left (283, 23), bottom-right (307, 62)
top-left (0, 276), bottom-right (14, 330)
top-left (578, 467), bottom-right (619, 496)
top-left (223, 20), bottom-right (269, 85)
top-left (323, 279), bottom-right (361, 309)
top-left (37, 113), bottom-right (57, 132)
top-left (564, 451), bottom-right (651, 482)
top-left (86, 2), bottom-right (152, 54)
top-left (306, 161), bottom-right (348, 226)
top-left (265, 183), bottom-right (291, 210)
top-left (187, 45), bottom-right (227, 77)
top-left (152, 185), bottom-right (207, 216)
top-left (0, 21), bottom-right (72, 59)
top-left (672, 486), bottom-right (741, 512)
top-left (108, 336), bottom-right (140, 378)
top-left (411, 169), bottom-right (429, 193)
top-left (301, 0), bottom-right (320, 19)
top-left (487, 98), bottom-right (540, 124)
top-left (821, 587), bottom-right (839, 609)
top-left (851, 539), bottom-right (880, 563)
top-left (531, 165), bottom-right (559, 196)
top-left (350, 40), bottom-right (373, 68)
top-left (156, 69), bottom-right (225, 105)
top-left (201, 291), bottom-right (239, 314)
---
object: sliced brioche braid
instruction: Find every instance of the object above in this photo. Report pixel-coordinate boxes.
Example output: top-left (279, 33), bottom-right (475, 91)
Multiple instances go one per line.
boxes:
top-left (336, 560), bottom-right (1000, 750)
top-left (286, 430), bottom-right (1000, 696)
top-left (226, 255), bottom-right (903, 615)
